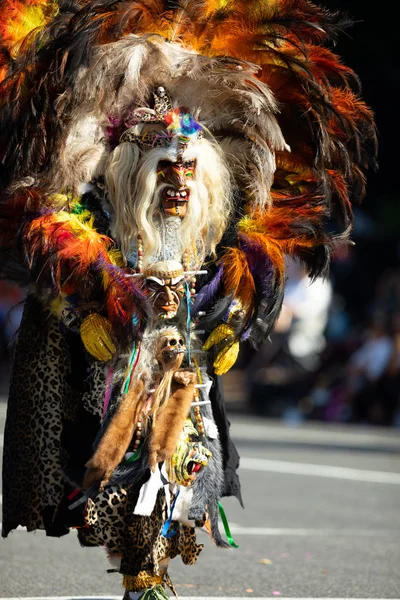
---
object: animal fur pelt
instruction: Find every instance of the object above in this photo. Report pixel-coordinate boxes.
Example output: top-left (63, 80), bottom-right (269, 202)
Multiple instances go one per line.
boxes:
top-left (83, 378), bottom-right (146, 491)
top-left (83, 328), bottom-right (193, 490)
top-left (148, 369), bottom-right (196, 470)
top-left (84, 375), bottom-right (150, 492)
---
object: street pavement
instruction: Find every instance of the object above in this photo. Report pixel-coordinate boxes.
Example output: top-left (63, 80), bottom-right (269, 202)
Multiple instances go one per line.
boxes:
top-left (0, 398), bottom-right (400, 599)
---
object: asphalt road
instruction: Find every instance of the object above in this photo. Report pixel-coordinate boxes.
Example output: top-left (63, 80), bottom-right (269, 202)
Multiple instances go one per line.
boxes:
top-left (1, 398), bottom-right (400, 599)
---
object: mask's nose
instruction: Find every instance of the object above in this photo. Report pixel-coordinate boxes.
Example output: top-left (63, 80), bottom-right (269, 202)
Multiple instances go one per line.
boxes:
top-left (171, 165), bottom-right (186, 188)
top-left (160, 285), bottom-right (174, 303)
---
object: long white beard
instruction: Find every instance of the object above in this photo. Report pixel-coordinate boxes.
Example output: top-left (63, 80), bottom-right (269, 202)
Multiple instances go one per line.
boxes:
top-left (128, 181), bottom-right (203, 268)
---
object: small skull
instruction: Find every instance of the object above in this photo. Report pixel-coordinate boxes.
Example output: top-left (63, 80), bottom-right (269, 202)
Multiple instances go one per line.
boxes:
top-left (161, 334), bottom-right (185, 353)
top-left (155, 328), bottom-right (186, 371)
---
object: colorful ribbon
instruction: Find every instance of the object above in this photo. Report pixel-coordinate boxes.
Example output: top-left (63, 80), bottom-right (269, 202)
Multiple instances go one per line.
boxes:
top-left (122, 341), bottom-right (140, 394)
top-left (218, 501), bottom-right (239, 548)
top-left (161, 490), bottom-right (180, 538)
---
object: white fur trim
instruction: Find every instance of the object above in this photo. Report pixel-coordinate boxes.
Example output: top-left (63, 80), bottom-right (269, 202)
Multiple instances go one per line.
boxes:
top-left (134, 468), bottom-right (164, 516)
top-left (171, 486), bottom-right (195, 527)
top-left (203, 417), bottom-right (219, 439)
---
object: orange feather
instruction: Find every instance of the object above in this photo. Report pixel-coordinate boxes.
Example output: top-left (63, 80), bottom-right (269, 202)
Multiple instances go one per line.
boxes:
top-left (220, 246), bottom-right (256, 310)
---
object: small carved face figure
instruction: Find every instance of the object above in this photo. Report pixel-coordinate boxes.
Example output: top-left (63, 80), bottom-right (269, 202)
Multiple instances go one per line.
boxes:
top-left (167, 418), bottom-right (212, 487)
top-left (157, 158), bottom-right (196, 217)
top-left (145, 260), bottom-right (185, 319)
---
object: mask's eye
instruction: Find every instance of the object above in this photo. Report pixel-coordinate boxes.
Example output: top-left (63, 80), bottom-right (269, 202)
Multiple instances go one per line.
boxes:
top-left (178, 338), bottom-right (184, 346)
top-left (169, 338), bottom-right (177, 346)
top-left (158, 160), bottom-right (172, 170)
top-left (181, 160), bottom-right (195, 177)
top-left (147, 281), bottom-right (162, 292)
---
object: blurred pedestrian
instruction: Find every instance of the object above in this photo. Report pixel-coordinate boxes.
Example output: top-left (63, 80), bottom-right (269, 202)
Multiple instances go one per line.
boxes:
top-left (248, 258), bottom-right (332, 416)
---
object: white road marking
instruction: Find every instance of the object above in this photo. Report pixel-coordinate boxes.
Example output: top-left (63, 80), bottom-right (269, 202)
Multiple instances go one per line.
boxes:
top-left (230, 418), bottom-right (400, 449)
top-left (228, 525), bottom-right (400, 536)
top-left (240, 457), bottom-right (400, 484)
top-left (11, 525), bottom-right (400, 537)
top-left (2, 406), bottom-right (400, 488)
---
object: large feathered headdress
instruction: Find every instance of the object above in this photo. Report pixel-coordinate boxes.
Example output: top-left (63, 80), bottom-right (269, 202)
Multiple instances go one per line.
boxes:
top-left (0, 0), bottom-right (377, 343)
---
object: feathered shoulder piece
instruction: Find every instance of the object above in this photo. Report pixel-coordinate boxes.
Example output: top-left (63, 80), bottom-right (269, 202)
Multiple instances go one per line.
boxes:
top-left (0, 0), bottom-right (377, 343)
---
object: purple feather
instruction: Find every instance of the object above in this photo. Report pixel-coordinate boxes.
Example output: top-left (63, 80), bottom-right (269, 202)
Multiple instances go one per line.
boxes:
top-left (238, 234), bottom-right (283, 344)
top-left (192, 264), bottom-right (224, 315)
top-left (239, 235), bottom-right (274, 295)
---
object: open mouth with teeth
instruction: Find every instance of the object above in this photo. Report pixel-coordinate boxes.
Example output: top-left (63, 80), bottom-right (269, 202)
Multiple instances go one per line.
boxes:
top-left (187, 461), bottom-right (204, 476)
top-left (162, 347), bottom-right (186, 358)
top-left (162, 187), bottom-right (190, 202)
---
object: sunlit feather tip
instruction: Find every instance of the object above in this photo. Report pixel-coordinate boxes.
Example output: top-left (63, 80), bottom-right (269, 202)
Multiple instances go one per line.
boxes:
top-left (0, 0), bottom-right (58, 57)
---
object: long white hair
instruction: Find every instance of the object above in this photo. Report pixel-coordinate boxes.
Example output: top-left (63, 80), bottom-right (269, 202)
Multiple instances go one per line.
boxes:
top-left (105, 137), bottom-right (232, 266)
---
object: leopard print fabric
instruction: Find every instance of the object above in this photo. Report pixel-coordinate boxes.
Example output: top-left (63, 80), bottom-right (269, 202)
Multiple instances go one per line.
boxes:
top-left (157, 523), bottom-right (203, 566)
top-left (79, 487), bottom-right (203, 577)
top-left (79, 486), bottom-right (132, 553)
top-left (2, 297), bottom-right (105, 536)
top-left (2, 298), bottom-right (78, 535)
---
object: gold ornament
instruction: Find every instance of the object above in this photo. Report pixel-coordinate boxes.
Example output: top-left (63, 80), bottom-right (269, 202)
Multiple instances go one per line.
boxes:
top-left (123, 571), bottom-right (164, 592)
top-left (80, 313), bottom-right (116, 361)
top-left (202, 324), bottom-right (235, 351)
top-left (213, 340), bottom-right (240, 375)
top-left (202, 323), bottom-right (239, 375)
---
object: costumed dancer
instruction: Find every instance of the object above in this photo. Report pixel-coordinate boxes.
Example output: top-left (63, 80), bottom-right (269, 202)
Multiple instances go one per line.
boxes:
top-left (0, 1), bottom-right (376, 599)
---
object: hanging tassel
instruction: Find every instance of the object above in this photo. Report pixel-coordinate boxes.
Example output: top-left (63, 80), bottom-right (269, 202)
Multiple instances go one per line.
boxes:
top-left (218, 501), bottom-right (239, 548)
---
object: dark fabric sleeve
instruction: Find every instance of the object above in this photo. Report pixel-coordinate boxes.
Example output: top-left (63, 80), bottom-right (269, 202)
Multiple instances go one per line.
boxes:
top-left (209, 375), bottom-right (243, 507)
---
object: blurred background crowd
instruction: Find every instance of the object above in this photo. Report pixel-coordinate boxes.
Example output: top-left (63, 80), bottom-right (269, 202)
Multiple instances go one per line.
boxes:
top-left (239, 238), bottom-right (400, 427)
